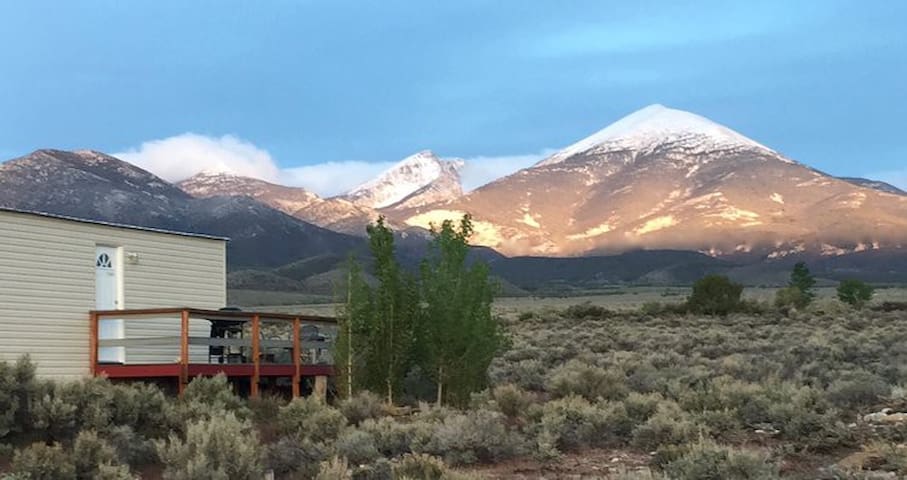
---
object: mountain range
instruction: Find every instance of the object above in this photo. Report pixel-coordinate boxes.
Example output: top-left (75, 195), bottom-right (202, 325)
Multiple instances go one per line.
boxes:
top-left (2, 104), bottom-right (906, 293)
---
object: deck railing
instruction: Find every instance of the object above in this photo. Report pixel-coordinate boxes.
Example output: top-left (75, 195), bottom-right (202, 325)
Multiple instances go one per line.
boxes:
top-left (89, 308), bottom-right (337, 398)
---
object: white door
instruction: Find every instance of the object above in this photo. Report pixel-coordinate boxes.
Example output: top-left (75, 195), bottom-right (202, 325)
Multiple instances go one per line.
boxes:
top-left (95, 246), bottom-right (124, 363)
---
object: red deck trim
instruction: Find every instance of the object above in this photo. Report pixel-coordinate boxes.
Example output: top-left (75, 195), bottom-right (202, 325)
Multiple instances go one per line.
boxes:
top-left (97, 363), bottom-right (334, 378)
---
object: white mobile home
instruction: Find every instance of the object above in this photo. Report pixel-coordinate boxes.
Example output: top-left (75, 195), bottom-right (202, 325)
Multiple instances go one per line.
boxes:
top-left (0, 207), bottom-right (227, 380)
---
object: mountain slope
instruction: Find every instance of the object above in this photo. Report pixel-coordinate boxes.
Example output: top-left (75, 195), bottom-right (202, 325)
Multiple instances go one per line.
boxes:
top-left (344, 150), bottom-right (464, 209)
top-left (393, 105), bottom-right (907, 258)
top-left (839, 177), bottom-right (906, 195)
top-left (0, 149), bottom-right (364, 268)
top-left (178, 171), bottom-right (378, 235)
top-left (0, 149), bottom-right (191, 229)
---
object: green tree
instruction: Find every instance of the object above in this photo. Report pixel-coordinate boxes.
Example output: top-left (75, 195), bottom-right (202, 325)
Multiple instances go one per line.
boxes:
top-left (789, 262), bottom-right (816, 305)
top-left (419, 215), bottom-right (503, 406)
top-left (837, 279), bottom-right (874, 309)
top-left (362, 217), bottom-right (418, 404)
top-left (687, 275), bottom-right (744, 315)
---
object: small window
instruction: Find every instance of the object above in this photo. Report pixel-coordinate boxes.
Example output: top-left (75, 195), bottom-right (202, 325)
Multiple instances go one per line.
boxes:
top-left (96, 253), bottom-right (112, 268)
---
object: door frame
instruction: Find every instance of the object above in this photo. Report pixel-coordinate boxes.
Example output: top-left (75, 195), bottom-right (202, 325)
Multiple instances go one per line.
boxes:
top-left (96, 244), bottom-right (125, 363)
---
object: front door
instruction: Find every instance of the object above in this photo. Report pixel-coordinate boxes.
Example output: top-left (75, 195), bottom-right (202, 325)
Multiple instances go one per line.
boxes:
top-left (95, 246), bottom-right (124, 363)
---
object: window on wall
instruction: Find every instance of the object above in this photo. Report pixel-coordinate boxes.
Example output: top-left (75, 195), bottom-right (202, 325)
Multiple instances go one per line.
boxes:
top-left (96, 252), bottom-right (113, 268)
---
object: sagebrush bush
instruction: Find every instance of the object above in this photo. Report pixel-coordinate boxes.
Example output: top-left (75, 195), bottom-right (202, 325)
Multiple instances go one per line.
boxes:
top-left (532, 395), bottom-right (629, 459)
top-left (662, 440), bottom-right (780, 480)
top-left (392, 453), bottom-right (447, 480)
top-left (631, 402), bottom-right (699, 451)
top-left (339, 391), bottom-right (387, 426)
top-left (72, 429), bottom-right (128, 479)
top-left (335, 429), bottom-right (381, 465)
top-left (278, 396), bottom-right (348, 442)
top-left (9, 442), bottom-right (76, 480)
top-left (491, 383), bottom-right (533, 418)
top-left (359, 416), bottom-right (432, 458)
top-left (155, 412), bottom-right (263, 480)
top-left (316, 457), bottom-right (352, 480)
top-left (177, 374), bottom-right (249, 423)
top-left (0, 356), bottom-right (38, 439)
top-left (422, 408), bottom-right (524, 465)
top-left (265, 436), bottom-right (330, 479)
top-left (547, 359), bottom-right (629, 401)
top-left (827, 370), bottom-right (890, 411)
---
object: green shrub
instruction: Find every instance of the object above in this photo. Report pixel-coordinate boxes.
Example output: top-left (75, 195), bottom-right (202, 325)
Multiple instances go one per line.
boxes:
top-left (339, 391), bottom-right (387, 426)
top-left (491, 384), bottom-right (533, 419)
top-left (775, 286), bottom-right (808, 310)
top-left (0, 356), bottom-right (38, 438)
top-left (10, 442), bottom-right (76, 480)
top-left (837, 279), bottom-right (874, 309)
top-left (392, 453), bottom-right (447, 480)
top-left (316, 457), bottom-right (352, 480)
top-left (564, 303), bottom-right (611, 319)
top-left (687, 275), bottom-right (743, 315)
top-left (359, 416), bottom-right (432, 458)
top-left (104, 425), bottom-right (157, 466)
top-left (155, 412), bottom-right (263, 480)
top-left (335, 429), bottom-right (381, 465)
top-left (423, 409), bottom-right (523, 466)
top-left (624, 392), bottom-right (665, 425)
top-left (533, 396), bottom-right (629, 459)
top-left (631, 402), bottom-right (698, 451)
top-left (662, 440), bottom-right (780, 479)
top-left (31, 390), bottom-right (78, 442)
top-left (265, 436), bottom-right (330, 479)
top-left (108, 382), bottom-right (173, 439)
top-left (277, 396), bottom-right (348, 442)
top-left (351, 457), bottom-right (393, 480)
top-left (178, 374), bottom-right (249, 422)
top-left (72, 429), bottom-right (129, 479)
top-left (827, 371), bottom-right (890, 411)
top-left (547, 360), bottom-right (628, 401)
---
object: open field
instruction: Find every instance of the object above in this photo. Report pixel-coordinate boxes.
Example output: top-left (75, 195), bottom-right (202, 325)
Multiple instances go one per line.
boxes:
top-left (6, 294), bottom-right (907, 478)
top-left (236, 285), bottom-right (907, 317)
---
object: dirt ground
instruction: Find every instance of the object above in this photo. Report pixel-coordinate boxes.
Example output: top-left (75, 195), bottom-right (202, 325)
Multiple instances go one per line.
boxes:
top-left (460, 449), bottom-right (653, 479)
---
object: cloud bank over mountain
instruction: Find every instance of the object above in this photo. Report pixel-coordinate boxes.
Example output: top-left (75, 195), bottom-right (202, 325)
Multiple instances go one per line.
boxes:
top-left (115, 133), bottom-right (551, 196)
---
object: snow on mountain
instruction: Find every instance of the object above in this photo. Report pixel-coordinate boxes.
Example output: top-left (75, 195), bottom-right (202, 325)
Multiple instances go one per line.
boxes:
top-left (344, 150), bottom-right (464, 209)
top-left (537, 104), bottom-right (776, 167)
top-left (392, 105), bottom-right (907, 258)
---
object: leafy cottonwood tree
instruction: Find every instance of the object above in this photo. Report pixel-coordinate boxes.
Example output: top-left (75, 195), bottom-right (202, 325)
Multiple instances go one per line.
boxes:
top-left (362, 217), bottom-right (418, 404)
top-left (419, 215), bottom-right (503, 406)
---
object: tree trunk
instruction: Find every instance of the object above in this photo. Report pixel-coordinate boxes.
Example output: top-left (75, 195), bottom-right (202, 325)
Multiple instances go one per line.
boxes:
top-left (436, 366), bottom-right (444, 406)
top-left (346, 269), bottom-right (353, 399)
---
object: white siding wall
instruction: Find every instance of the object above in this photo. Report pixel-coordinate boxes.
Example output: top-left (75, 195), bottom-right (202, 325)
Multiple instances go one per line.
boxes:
top-left (0, 210), bottom-right (226, 380)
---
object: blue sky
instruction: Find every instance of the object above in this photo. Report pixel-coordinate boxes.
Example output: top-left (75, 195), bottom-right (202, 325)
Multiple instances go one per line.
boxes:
top-left (0, 0), bottom-right (905, 194)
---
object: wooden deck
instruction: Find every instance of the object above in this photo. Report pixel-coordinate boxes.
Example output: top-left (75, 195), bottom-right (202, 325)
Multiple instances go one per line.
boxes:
top-left (90, 308), bottom-right (337, 398)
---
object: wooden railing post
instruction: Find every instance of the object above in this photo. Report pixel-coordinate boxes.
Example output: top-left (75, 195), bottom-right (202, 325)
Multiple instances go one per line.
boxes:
top-left (89, 312), bottom-right (98, 376)
top-left (179, 309), bottom-right (189, 396)
top-left (292, 317), bottom-right (301, 398)
top-left (251, 314), bottom-right (261, 398)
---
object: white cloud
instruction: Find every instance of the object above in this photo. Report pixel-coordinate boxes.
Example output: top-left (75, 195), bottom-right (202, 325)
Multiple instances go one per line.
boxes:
top-left (115, 133), bottom-right (281, 182)
top-left (115, 133), bottom-right (555, 197)
top-left (458, 149), bottom-right (556, 191)
top-left (283, 161), bottom-right (396, 196)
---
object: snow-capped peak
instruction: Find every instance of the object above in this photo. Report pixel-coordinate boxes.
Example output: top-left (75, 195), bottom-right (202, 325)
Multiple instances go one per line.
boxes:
top-left (345, 150), bottom-right (464, 209)
top-left (537, 104), bottom-right (773, 166)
